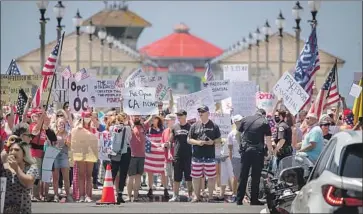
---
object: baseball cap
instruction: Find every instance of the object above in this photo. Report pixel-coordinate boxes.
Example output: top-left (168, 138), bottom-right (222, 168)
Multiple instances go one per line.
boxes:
top-left (232, 114), bottom-right (243, 123)
top-left (176, 109), bottom-right (187, 116)
top-left (306, 112), bottom-right (318, 119)
top-left (197, 105), bottom-right (209, 112)
top-left (319, 114), bottom-right (331, 125)
top-left (165, 114), bottom-right (177, 120)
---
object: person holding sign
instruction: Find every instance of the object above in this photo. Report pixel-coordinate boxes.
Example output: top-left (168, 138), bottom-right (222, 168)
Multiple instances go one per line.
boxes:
top-left (187, 105), bottom-right (221, 203)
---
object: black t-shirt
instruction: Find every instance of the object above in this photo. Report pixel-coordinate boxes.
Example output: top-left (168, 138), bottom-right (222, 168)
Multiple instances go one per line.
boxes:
top-left (188, 120), bottom-right (221, 159)
top-left (172, 123), bottom-right (191, 159)
top-left (323, 133), bottom-right (332, 141)
top-left (275, 121), bottom-right (292, 147)
top-left (238, 114), bottom-right (272, 146)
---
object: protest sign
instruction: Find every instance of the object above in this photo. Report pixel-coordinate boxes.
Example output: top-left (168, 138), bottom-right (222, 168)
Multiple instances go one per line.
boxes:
top-left (228, 81), bottom-right (256, 117)
top-left (98, 132), bottom-right (111, 161)
top-left (202, 80), bottom-right (231, 102)
top-left (273, 72), bottom-right (309, 116)
top-left (210, 113), bottom-right (232, 138)
top-left (124, 68), bottom-right (144, 88)
top-left (176, 88), bottom-right (215, 120)
top-left (223, 64), bottom-right (249, 82)
top-left (69, 77), bottom-right (90, 112)
top-left (349, 83), bottom-right (362, 98)
top-left (89, 78), bottom-right (122, 108)
top-left (122, 87), bottom-right (158, 115)
top-left (42, 146), bottom-right (61, 182)
top-left (0, 177), bottom-right (6, 213)
top-left (256, 92), bottom-right (277, 114)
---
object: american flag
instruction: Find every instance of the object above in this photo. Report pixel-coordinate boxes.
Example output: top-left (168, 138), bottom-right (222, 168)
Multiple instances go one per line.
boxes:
top-left (32, 33), bottom-right (64, 108)
top-left (203, 62), bottom-right (214, 82)
top-left (308, 61), bottom-right (339, 119)
top-left (343, 109), bottom-right (354, 126)
top-left (61, 66), bottom-right (72, 80)
top-left (74, 68), bottom-right (89, 82)
top-left (144, 131), bottom-right (165, 174)
top-left (293, 25), bottom-right (320, 110)
top-left (6, 59), bottom-right (21, 75)
top-left (15, 89), bottom-right (28, 124)
top-left (114, 73), bottom-right (124, 89)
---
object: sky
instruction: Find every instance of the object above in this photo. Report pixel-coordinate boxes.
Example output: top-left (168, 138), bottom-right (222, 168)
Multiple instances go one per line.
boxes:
top-left (1, 1), bottom-right (362, 106)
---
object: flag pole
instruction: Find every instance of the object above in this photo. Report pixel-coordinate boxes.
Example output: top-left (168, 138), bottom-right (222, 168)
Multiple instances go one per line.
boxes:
top-left (334, 59), bottom-right (341, 124)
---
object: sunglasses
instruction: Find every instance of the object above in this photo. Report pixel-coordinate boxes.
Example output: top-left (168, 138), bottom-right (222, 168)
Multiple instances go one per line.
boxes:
top-left (56, 114), bottom-right (64, 118)
top-left (321, 123), bottom-right (330, 127)
top-left (198, 111), bottom-right (207, 114)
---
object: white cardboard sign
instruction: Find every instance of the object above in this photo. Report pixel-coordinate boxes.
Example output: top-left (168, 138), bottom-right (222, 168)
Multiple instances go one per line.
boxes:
top-left (230, 81), bottom-right (256, 117)
top-left (202, 80), bottom-right (231, 102)
top-left (122, 87), bottom-right (158, 115)
top-left (349, 83), bottom-right (362, 98)
top-left (89, 78), bottom-right (122, 108)
top-left (256, 92), bottom-right (277, 114)
top-left (210, 113), bottom-right (232, 138)
top-left (68, 77), bottom-right (91, 113)
top-left (223, 64), bottom-right (249, 82)
top-left (272, 72), bottom-right (309, 116)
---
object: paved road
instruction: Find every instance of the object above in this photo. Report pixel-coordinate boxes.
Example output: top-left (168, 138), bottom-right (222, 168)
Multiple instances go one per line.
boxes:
top-left (32, 202), bottom-right (264, 213)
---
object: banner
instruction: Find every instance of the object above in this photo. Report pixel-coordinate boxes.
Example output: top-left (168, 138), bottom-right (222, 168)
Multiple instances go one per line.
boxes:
top-left (228, 81), bottom-right (256, 117)
top-left (122, 87), bottom-right (158, 115)
top-left (210, 113), bottom-right (231, 138)
top-left (69, 77), bottom-right (91, 113)
top-left (0, 75), bottom-right (51, 106)
top-left (273, 72), bottom-right (309, 116)
top-left (176, 88), bottom-right (215, 120)
top-left (89, 78), bottom-right (122, 108)
top-left (202, 80), bottom-right (231, 102)
top-left (256, 92), bottom-right (277, 114)
top-left (223, 64), bottom-right (249, 82)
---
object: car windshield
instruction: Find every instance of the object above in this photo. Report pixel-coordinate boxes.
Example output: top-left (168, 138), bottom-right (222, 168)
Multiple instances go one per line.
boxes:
top-left (341, 143), bottom-right (362, 178)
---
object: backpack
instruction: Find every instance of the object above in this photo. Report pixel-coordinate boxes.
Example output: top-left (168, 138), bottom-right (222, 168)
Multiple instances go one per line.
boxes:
top-left (109, 125), bottom-right (127, 161)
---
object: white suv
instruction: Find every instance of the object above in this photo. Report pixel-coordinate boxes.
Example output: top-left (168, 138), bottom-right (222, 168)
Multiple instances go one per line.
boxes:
top-left (291, 130), bottom-right (362, 213)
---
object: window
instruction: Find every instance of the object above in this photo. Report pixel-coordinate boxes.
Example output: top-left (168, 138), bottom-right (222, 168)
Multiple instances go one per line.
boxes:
top-left (309, 138), bottom-right (337, 181)
top-left (340, 143), bottom-right (362, 178)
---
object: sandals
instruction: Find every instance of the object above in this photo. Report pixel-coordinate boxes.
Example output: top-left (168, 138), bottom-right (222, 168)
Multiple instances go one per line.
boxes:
top-left (31, 196), bottom-right (41, 202)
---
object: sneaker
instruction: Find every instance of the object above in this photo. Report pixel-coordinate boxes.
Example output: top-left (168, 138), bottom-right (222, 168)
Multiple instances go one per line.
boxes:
top-left (117, 195), bottom-right (125, 204)
top-left (187, 196), bottom-right (193, 202)
top-left (78, 196), bottom-right (85, 203)
top-left (169, 195), bottom-right (180, 202)
top-left (85, 196), bottom-right (93, 203)
top-left (141, 183), bottom-right (147, 187)
top-left (229, 195), bottom-right (237, 203)
top-left (147, 188), bottom-right (153, 197)
top-left (93, 184), bottom-right (98, 190)
top-left (53, 195), bottom-right (60, 203)
top-left (164, 188), bottom-right (169, 198)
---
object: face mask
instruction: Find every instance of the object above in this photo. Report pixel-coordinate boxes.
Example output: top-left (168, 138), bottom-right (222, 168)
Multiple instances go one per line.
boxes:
top-left (84, 118), bottom-right (91, 123)
top-left (275, 116), bottom-right (281, 123)
top-left (134, 119), bottom-right (141, 125)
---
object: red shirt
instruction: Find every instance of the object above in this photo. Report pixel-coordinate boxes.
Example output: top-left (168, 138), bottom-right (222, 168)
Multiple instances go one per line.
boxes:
top-left (161, 128), bottom-right (174, 163)
top-left (30, 122), bottom-right (47, 158)
top-left (130, 121), bottom-right (149, 158)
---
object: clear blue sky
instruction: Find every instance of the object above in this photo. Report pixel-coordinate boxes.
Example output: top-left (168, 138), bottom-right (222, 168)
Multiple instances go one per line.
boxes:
top-left (1, 1), bottom-right (362, 106)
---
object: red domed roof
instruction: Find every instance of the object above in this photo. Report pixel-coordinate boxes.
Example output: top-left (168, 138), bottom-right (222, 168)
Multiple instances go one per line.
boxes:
top-left (140, 23), bottom-right (223, 58)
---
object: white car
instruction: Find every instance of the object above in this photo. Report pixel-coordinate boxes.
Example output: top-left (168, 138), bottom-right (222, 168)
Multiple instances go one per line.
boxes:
top-left (291, 130), bottom-right (362, 213)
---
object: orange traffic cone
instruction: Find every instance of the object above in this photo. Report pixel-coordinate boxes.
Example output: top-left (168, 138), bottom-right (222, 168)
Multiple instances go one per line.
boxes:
top-left (96, 164), bottom-right (116, 205)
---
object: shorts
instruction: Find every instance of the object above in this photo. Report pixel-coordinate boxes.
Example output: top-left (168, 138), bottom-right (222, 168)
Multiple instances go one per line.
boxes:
top-left (231, 157), bottom-right (242, 178)
top-left (34, 157), bottom-right (43, 179)
top-left (164, 162), bottom-right (173, 177)
top-left (191, 157), bottom-right (216, 179)
top-left (220, 157), bottom-right (234, 185)
top-left (215, 156), bottom-right (221, 164)
top-left (53, 151), bottom-right (69, 169)
top-left (173, 157), bottom-right (192, 182)
top-left (128, 157), bottom-right (145, 176)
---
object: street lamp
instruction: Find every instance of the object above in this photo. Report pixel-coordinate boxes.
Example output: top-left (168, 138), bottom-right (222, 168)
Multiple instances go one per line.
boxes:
top-left (72, 9), bottom-right (82, 72)
top-left (248, 32), bottom-right (253, 81)
top-left (276, 11), bottom-right (285, 78)
top-left (308, 1), bottom-right (321, 23)
top-left (293, 1), bottom-right (303, 60)
top-left (36, 1), bottom-right (49, 70)
top-left (106, 35), bottom-right (114, 77)
top-left (98, 29), bottom-right (107, 77)
top-left (85, 20), bottom-right (96, 68)
top-left (241, 37), bottom-right (247, 49)
top-left (262, 20), bottom-right (271, 91)
top-left (254, 27), bottom-right (261, 87)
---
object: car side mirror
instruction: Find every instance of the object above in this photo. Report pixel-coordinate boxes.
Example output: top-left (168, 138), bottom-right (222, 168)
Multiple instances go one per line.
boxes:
top-left (279, 166), bottom-right (305, 190)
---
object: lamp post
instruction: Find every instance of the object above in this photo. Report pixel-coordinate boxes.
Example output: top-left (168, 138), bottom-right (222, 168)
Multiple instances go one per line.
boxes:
top-left (248, 33), bottom-right (253, 81)
top-left (73, 9), bottom-right (82, 72)
top-left (262, 20), bottom-right (271, 91)
top-left (85, 20), bottom-right (96, 68)
top-left (293, 1), bottom-right (303, 61)
top-left (308, 1), bottom-right (321, 24)
top-left (254, 27), bottom-right (261, 87)
top-left (106, 35), bottom-right (114, 77)
top-left (36, 1), bottom-right (49, 70)
top-left (98, 29), bottom-right (107, 77)
top-left (53, 1), bottom-right (65, 104)
top-left (275, 11), bottom-right (285, 79)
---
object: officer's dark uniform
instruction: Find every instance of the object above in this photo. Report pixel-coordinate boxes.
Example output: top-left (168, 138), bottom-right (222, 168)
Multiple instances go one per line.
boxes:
top-left (275, 120), bottom-right (292, 166)
top-left (236, 110), bottom-right (271, 205)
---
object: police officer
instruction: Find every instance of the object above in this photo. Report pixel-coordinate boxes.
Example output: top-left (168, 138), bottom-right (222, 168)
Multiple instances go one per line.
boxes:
top-left (235, 109), bottom-right (273, 206)
top-left (274, 110), bottom-right (292, 167)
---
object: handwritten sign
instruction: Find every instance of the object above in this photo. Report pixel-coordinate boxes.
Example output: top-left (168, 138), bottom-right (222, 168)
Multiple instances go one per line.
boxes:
top-left (42, 146), bottom-right (61, 182)
top-left (273, 72), bottom-right (309, 116)
top-left (98, 131), bottom-right (111, 161)
top-left (124, 68), bottom-right (144, 88)
top-left (122, 87), bottom-right (158, 115)
top-left (176, 88), bottom-right (215, 120)
top-left (256, 92), bottom-right (277, 114)
top-left (229, 81), bottom-right (256, 117)
top-left (202, 80), bottom-right (231, 102)
top-left (210, 113), bottom-right (232, 138)
top-left (223, 64), bottom-right (249, 82)
top-left (349, 83), bottom-right (362, 98)
top-left (129, 76), bottom-right (167, 88)
top-left (89, 78), bottom-right (122, 108)
top-left (69, 77), bottom-right (90, 113)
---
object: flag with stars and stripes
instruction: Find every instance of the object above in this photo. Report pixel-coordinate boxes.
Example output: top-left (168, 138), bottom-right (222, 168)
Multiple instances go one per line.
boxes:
top-left (74, 68), bottom-right (89, 82)
top-left (61, 66), bottom-right (72, 80)
top-left (308, 60), bottom-right (339, 119)
top-left (15, 89), bottom-right (28, 124)
top-left (32, 33), bottom-right (64, 108)
top-left (145, 136), bottom-right (152, 153)
top-left (114, 73), bottom-right (124, 89)
top-left (202, 62), bottom-right (214, 83)
top-left (292, 25), bottom-right (320, 110)
top-left (6, 59), bottom-right (21, 75)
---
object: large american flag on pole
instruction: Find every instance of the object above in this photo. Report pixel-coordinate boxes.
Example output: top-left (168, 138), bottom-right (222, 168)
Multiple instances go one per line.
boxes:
top-left (203, 62), bottom-right (214, 82)
top-left (32, 36), bottom-right (63, 108)
top-left (308, 60), bottom-right (339, 118)
top-left (292, 25), bottom-right (320, 110)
